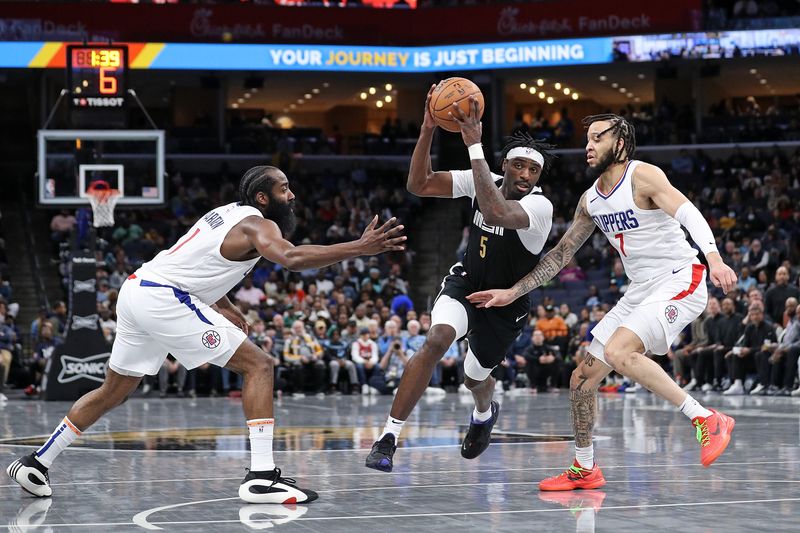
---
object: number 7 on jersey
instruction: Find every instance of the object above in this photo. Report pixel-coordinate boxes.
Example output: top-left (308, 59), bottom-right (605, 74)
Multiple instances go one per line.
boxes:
top-left (613, 232), bottom-right (627, 257)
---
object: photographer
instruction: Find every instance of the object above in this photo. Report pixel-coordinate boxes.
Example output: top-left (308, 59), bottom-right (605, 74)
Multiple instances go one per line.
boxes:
top-left (369, 340), bottom-right (409, 395)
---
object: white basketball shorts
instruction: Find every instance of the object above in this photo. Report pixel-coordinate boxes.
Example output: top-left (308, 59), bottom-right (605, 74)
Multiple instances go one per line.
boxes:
top-left (108, 273), bottom-right (248, 377)
top-left (588, 261), bottom-right (708, 362)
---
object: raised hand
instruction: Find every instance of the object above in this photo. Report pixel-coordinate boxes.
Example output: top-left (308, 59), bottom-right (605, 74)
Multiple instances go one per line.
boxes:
top-left (358, 215), bottom-right (406, 256)
top-left (448, 95), bottom-right (482, 146)
top-left (466, 288), bottom-right (517, 308)
top-left (422, 83), bottom-right (438, 131)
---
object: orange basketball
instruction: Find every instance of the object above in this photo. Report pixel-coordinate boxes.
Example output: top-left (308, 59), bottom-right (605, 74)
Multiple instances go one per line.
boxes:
top-left (428, 77), bottom-right (485, 133)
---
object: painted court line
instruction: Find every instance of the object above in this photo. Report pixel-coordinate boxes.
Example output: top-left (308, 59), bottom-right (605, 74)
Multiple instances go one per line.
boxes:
top-left (0, 459), bottom-right (797, 491)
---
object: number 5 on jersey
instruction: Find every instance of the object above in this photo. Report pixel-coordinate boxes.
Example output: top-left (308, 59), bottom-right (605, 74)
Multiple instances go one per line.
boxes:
top-left (479, 235), bottom-right (488, 258)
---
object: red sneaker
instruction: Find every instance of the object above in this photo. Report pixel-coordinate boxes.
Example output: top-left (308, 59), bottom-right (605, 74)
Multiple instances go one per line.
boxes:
top-left (539, 460), bottom-right (606, 491)
top-left (693, 409), bottom-right (735, 467)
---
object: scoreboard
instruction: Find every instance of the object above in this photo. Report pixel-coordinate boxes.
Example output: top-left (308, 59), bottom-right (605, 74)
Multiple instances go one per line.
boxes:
top-left (67, 45), bottom-right (128, 109)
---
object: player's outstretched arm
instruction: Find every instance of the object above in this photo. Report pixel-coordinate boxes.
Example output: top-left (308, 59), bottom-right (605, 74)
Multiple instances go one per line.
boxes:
top-left (466, 192), bottom-right (595, 308)
top-left (636, 163), bottom-right (737, 293)
top-left (449, 97), bottom-right (530, 229)
top-left (244, 215), bottom-right (406, 272)
top-left (407, 84), bottom-right (455, 198)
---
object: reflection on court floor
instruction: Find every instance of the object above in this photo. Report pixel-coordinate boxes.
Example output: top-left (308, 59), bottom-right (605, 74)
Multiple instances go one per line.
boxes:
top-left (1, 392), bottom-right (799, 532)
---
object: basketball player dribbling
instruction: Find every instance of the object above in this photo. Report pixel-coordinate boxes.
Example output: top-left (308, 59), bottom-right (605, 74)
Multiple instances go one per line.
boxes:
top-left (467, 114), bottom-right (739, 491)
top-left (7, 166), bottom-right (406, 503)
top-left (366, 89), bottom-right (555, 472)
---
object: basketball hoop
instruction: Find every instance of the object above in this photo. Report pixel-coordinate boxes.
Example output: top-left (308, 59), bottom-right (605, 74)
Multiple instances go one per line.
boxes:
top-left (86, 180), bottom-right (121, 228)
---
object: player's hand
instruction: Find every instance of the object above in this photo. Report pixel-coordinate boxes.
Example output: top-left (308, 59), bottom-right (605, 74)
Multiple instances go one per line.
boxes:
top-left (466, 288), bottom-right (516, 308)
top-left (707, 257), bottom-right (737, 293)
top-left (218, 306), bottom-right (249, 335)
top-left (449, 96), bottom-right (482, 146)
top-left (422, 84), bottom-right (438, 131)
top-left (358, 215), bottom-right (406, 256)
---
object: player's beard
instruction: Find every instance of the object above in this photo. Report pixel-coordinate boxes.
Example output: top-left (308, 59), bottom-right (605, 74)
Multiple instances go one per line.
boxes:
top-left (585, 149), bottom-right (615, 181)
top-left (265, 194), bottom-right (297, 237)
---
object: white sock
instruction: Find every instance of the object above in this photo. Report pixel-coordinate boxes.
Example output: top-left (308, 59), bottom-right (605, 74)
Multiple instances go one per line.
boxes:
top-left (380, 416), bottom-right (405, 441)
top-left (679, 394), bottom-right (713, 420)
top-left (35, 416), bottom-right (81, 468)
top-left (575, 444), bottom-right (594, 469)
top-left (248, 418), bottom-right (275, 472)
top-left (472, 406), bottom-right (492, 423)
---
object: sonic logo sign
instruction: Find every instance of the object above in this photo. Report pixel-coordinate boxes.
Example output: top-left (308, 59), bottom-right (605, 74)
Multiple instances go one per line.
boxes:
top-left (57, 353), bottom-right (109, 384)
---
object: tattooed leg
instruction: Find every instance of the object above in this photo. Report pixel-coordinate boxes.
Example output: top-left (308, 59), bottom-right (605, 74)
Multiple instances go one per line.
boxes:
top-left (569, 355), bottom-right (612, 448)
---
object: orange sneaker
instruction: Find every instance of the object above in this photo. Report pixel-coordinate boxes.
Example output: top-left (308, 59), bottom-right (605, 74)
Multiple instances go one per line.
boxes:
top-left (538, 461), bottom-right (606, 491)
top-left (693, 409), bottom-right (736, 468)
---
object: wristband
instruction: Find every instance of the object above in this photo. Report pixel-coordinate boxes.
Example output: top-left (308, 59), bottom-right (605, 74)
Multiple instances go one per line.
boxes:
top-left (468, 143), bottom-right (484, 160)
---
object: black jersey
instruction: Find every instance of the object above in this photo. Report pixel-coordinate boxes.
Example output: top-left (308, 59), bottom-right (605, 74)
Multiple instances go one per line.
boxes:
top-left (461, 178), bottom-right (542, 292)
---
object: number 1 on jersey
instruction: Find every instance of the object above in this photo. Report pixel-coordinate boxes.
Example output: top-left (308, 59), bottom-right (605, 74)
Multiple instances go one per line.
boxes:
top-left (614, 232), bottom-right (627, 257)
top-left (479, 235), bottom-right (488, 258)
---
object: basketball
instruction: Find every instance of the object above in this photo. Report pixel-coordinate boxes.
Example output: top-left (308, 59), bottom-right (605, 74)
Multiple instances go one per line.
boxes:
top-left (428, 77), bottom-right (485, 133)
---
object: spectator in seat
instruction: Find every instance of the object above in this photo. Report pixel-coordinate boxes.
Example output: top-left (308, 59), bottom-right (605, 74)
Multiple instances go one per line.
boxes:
top-left (50, 210), bottom-right (76, 243)
top-left (283, 320), bottom-right (326, 395)
top-left (351, 327), bottom-right (379, 394)
top-left (770, 305), bottom-right (800, 396)
top-left (743, 239), bottom-right (769, 277)
top-left (536, 304), bottom-right (569, 354)
top-left (764, 267), bottom-right (800, 325)
top-left (235, 277), bottom-right (265, 307)
top-left (323, 328), bottom-right (358, 394)
top-left (520, 330), bottom-right (563, 392)
top-left (724, 303), bottom-right (776, 395)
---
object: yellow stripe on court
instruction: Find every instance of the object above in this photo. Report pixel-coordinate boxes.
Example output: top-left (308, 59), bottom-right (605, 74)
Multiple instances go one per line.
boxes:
top-left (130, 43), bottom-right (166, 68)
top-left (28, 42), bottom-right (62, 68)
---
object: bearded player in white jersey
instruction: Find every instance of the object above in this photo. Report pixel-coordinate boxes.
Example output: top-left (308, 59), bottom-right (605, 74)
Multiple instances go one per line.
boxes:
top-left (7, 166), bottom-right (405, 503)
top-left (468, 114), bottom-right (738, 491)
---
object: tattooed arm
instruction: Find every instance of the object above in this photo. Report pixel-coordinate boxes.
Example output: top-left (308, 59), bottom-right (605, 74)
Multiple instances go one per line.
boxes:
top-left (466, 192), bottom-right (596, 308)
top-left (449, 96), bottom-right (531, 229)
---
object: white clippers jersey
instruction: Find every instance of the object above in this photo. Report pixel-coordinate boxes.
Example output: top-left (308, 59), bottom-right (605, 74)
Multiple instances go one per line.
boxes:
top-left (586, 160), bottom-right (697, 282)
top-left (137, 202), bottom-right (263, 304)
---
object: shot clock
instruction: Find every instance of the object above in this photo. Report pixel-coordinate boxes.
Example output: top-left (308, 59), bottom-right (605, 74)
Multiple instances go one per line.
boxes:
top-left (67, 45), bottom-right (128, 109)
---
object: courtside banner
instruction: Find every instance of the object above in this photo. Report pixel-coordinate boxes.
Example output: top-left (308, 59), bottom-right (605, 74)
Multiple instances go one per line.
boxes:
top-left (0, 38), bottom-right (612, 72)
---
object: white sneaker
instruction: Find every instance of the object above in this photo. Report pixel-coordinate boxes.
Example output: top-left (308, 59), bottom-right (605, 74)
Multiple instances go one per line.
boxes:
top-left (749, 383), bottom-right (765, 396)
top-left (291, 392), bottom-right (305, 398)
top-left (7, 454), bottom-right (51, 497)
top-left (682, 379), bottom-right (697, 392)
top-left (458, 383), bottom-right (470, 394)
top-left (0, 393), bottom-right (8, 402)
top-left (361, 384), bottom-right (369, 395)
top-left (625, 383), bottom-right (642, 393)
top-left (239, 468), bottom-right (318, 504)
top-left (701, 383), bottom-right (713, 392)
top-left (723, 382), bottom-right (744, 395)
top-left (791, 387), bottom-right (800, 397)
top-left (424, 386), bottom-right (446, 397)
top-left (369, 387), bottom-right (381, 396)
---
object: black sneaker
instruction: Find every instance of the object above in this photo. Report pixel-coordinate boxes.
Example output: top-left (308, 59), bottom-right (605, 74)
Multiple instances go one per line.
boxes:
top-left (6, 453), bottom-right (52, 497)
top-left (461, 401), bottom-right (500, 459)
top-left (365, 433), bottom-right (397, 472)
top-left (238, 467), bottom-right (318, 504)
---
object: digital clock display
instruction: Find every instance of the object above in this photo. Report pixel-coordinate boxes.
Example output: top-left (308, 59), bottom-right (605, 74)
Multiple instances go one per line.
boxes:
top-left (67, 45), bottom-right (128, 109)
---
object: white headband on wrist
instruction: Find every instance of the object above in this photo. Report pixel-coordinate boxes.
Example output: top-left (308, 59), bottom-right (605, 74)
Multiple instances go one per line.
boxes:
top-left (505, 147), bottom-right (544, 167)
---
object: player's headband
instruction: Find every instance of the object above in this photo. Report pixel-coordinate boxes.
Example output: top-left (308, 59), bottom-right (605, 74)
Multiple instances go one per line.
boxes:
top-left (505, 147), bottom-right (544, 167)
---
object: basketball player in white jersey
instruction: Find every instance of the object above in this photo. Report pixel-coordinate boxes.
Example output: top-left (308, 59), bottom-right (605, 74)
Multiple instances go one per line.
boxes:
top-left (7, 165), bottom-right (405, 503)
top-left (467, 113), bottom-right (738, 491)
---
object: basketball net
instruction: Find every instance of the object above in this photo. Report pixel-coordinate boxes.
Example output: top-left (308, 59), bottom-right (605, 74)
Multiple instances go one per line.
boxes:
top-left (86, 181), bottom-right (121, 228)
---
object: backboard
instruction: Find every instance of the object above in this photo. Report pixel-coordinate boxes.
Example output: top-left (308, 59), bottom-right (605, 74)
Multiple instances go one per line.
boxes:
top-left (37, 129), bottom-right (165, 206)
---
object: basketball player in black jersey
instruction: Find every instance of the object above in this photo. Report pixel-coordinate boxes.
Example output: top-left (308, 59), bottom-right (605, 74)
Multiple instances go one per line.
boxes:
top-left (366, 88), bottom-right (555, 472)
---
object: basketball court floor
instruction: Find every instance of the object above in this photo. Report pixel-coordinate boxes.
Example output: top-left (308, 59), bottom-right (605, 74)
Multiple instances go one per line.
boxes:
top-left (1, 391), bottom-right (798, 531)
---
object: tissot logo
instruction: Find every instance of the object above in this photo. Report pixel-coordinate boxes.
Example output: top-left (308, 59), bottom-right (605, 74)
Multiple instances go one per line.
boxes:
top-left (57, 353), bottom-right (109, 384)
